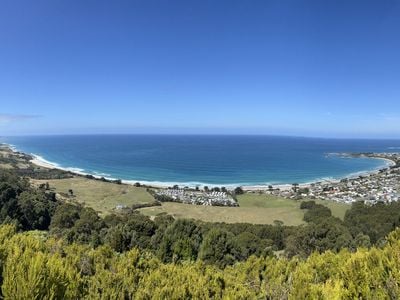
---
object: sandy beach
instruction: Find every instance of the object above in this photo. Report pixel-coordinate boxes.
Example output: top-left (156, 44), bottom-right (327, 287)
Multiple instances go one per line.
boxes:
top-left (2, 141), bottom-right (392, 192)
top-left (31, 156), bottom-right (59, 169)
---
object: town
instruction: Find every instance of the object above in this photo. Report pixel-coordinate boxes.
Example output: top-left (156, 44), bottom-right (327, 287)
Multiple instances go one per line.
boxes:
top-left (266, 153), bottom-right (400, 204)
top-left (153, 153), bottom-right (400, 206)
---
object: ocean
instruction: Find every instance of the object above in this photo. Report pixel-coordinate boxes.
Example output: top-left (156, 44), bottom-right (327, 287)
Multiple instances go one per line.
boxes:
top-left (2, 135), bottom-right (399, 187)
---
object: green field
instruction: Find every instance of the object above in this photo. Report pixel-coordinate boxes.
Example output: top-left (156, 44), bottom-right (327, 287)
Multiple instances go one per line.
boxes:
top-left (33, 177), bottom-right (350, 224)
top-left (140, 193), bottom-right (350, 225)
top-left (314, 199), bottom-right (350, 220)
top-left (140, 201), bottom-right (305, 225)
top-left (237, 193), bottom-right (350, 220)
top-left (33, 177), bottom-right (155, 215)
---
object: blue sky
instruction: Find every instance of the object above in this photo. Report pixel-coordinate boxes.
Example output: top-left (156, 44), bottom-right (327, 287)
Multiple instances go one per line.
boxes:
top-left (1, 0), bottom-right (400, 138)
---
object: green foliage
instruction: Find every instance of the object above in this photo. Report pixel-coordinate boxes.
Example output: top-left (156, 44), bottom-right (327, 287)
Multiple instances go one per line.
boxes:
top-left (285, 218), bottom-right (353, 258)
top-left (303, 203), bottom-right (332, 223)
top-left (18, 190), bottom-right (56, 230)
top-left (198, 228), bottom-right (236, 268)
top-left (104, 213), bottom-right (156, 252)
top-left (300, 200), bottom-right (316, 209)
top-left (345, 201), bottom-right (400, 244)
top-left (0, 227), bottom-right (260, 298)
top-left (158, 219), bottom-right (202, 262)
top-left (50, 204), bottom-right (80, 230)
top-left (234, 231), bottom-right (273, 259)
top-left (0, 170), bottom-right (57, 231)
top-left (234, 186), bottom-right (244, 195)
top-left (4, 169), bottom-right (400, 298)
top-left (0, 228), bottom-right (399, 298)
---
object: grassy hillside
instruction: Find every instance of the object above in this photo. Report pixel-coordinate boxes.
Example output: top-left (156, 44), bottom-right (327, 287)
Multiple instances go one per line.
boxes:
top-left (140, 193), bottom-right (349, 225)
top-left (33, 176), bottom-right (349, 225)
top-left (32, 177), bottom-right (155, 215)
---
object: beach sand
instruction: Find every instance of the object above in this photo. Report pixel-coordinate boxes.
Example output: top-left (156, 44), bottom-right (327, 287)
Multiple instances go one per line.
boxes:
top-left (14, 145), bottom-right (398, 191)
top-left (31, 156), bottom-right (58, 169)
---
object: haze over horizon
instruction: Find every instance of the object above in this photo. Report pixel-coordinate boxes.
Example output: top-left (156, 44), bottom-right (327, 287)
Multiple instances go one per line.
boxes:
top-left (1, 1), bottom-right (400, 138)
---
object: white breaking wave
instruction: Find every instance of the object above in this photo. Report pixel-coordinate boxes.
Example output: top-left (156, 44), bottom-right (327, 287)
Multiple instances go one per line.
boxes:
top-left (6, 142), bottom-right (395, 190)
top-left (33, 154), bottom-right (61, 168)
top-left (93, 171), bottom-right (112, 177)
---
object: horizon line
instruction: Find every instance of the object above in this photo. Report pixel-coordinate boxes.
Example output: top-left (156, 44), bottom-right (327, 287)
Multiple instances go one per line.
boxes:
top-left (2, 132), bottom-right (400, 141)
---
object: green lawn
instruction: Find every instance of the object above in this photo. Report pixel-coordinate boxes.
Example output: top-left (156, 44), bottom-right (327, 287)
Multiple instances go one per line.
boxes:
top-left (32, 177), bottom-right (155, 215)
top-left (33, 177), bottom-right (350, 224)
top-left (141, 194), bottom-right (304, 226)
top-left (139, 201), bottom-right (306, 226)
top-left (238, 193), bottom-right (350, 220)
top-left (237, 193), bottom-right (301, 209)
top-left (314, 199), bottom-right (350, 220)
top-left (140, 193), bottom-right (350, 225)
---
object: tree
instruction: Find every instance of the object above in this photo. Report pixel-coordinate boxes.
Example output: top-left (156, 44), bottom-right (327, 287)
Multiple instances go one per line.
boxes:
top-left (354, 233), bottom-right (371, 248)
top-left (50, 203), bottom-right (81, 230)
top-left (303, 204), bottom-right (332, 223)
top-left (18, 190), bottom-right (56, 230)
top-left (234, 232), bottom-right (273, 259)
top-left (198, 228), bottom-right (237, 268)
top-left (234, 187), bottom-right (244, 195)
top-left (158, 219), bottom-right (202, 262)
top-left (343, 201), bottom-right (400, 244)
top-left (300, 200), bottom-right (316, 210)
top-left (285, 218), bottom-right (353, 258)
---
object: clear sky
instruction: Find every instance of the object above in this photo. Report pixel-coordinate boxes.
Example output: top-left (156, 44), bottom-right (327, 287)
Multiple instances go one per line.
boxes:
top-left (1, 0), bottom-right (400, 138)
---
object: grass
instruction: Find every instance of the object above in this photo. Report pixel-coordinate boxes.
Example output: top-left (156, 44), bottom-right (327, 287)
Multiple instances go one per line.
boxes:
top-left (140, 201), bottom-right (306, 226)
top-left (32, 177), bottom-right (155, 215)
top-left (237, 193), bottom-right (301, 209)
top-left (0, 163), bottom-right (14, 169)
top-left (140, 193), bottom-right (350, 225)
top-left (237, 193), bottom-right (350, 220)
top-left (0, 147), bottom-right (30, 169)
top-left (314, 199), bottom-right (350, 220)
top-left (140, 193), bottom-right (302, 225)
top-left (32, 176), bottom-right (350, 225)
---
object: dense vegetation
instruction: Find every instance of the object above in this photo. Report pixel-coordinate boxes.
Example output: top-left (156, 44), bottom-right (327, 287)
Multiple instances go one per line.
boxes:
top-left (2, 169), bottom-right (400, 298)
top-left (2, 225), bottom-right (400, 298)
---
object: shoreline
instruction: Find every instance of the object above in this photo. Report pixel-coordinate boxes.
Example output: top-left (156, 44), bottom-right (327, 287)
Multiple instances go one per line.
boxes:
top-left (249, 156), bottom-right (396, 192)
top-left (13, 144), bottom-right (396, 191)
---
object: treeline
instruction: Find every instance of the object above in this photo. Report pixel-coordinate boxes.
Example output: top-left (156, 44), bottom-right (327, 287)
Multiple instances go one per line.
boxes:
top-left (15, 167), bottom-right (73, 180)
top-left (2, 169), bottom-right (400, 267)
top-left (0, 171), bottom-right (57, 230)
top-left (1, 224), bottom-right (400, 298)
top-left (49, 204), bottom-right (283, 268)
top-left (0, 170), bottom-right (283, 267)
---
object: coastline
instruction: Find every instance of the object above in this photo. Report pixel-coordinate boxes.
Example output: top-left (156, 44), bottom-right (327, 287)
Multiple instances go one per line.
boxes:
top-left (30, 155), bottom-right (89, 176)
top-left (10, 143), bottom-right (396, 191)
top-left (31, 156), bottom-right (62, 170)
top-left (252, 156), bottom-right (396, 192)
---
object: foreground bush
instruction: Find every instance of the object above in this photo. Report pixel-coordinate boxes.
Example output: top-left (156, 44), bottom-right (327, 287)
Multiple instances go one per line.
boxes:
top-left (1, 224), bottom-right (400, 299)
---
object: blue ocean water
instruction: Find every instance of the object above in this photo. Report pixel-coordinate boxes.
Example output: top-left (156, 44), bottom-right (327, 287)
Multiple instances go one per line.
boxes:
top-left (2, 135), bottom-right (400, 187)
